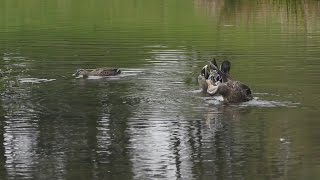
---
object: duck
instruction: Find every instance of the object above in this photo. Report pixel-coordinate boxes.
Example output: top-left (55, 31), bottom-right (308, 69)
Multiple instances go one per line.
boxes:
top-left (198, 59), bottom-right (232, 92)
top-left (206, 78), bottom-right (253, 103)
top-left (198, 59), bottom-right (253, 103)
top-left (73, 67), bottom-right (121, 78)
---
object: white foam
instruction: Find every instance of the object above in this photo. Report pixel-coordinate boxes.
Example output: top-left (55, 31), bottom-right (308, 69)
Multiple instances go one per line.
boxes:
top-left (238, 97), bottom-right (299, 108)
top-left (19, 78), bottom-right (56, 83)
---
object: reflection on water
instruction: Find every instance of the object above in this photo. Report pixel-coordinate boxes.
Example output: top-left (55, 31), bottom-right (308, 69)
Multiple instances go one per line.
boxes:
top-left (128, 48), bottom-right (193, 179)
top-left (195, 0), bottom-right (320, 34)
top-left (1, 0), bottom-right (320, 179)
top-left (3, 87), bottom-right (39, 178)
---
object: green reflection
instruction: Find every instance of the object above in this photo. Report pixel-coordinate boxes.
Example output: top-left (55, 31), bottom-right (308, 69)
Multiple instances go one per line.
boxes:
top-left (0, 0), bottom-right (320, 179)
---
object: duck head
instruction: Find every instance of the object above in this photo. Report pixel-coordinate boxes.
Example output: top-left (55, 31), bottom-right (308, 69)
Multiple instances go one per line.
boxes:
top-left (209, 59), bottom-right (233, 82)
top-left (220, 60), bottom-right (231, 74)
top-left (115, 69), bottom-right (121, 75)
top-left (72, 69), bottom-right (89, 78)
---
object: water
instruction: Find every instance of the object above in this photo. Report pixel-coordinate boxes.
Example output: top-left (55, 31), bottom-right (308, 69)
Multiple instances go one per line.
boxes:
top-left (1, 0), bottom-right (320, 179)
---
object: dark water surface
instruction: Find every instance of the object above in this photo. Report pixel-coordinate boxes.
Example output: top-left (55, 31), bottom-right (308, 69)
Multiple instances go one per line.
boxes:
top-left (1, 0), bottom-right (320, 179)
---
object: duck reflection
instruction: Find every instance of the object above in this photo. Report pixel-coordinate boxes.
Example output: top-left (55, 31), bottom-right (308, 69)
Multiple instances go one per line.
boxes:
top-left (192, 105), bottom-right (252, 178)
top-left (204, 105), bottom-right (250, 130)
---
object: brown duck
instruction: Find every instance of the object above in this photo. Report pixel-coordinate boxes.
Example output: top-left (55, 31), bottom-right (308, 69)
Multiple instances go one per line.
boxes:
top-left (73, 67), bottom-right (121, 78)
top-left (198, 59), bottom-right (253, 103)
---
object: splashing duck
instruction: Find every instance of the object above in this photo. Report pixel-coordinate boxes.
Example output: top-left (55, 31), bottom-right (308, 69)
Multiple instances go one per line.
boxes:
top-left (198, 59), bottom-right (253, 103)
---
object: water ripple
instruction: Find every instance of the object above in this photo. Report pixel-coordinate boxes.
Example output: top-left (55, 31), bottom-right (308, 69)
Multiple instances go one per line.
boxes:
top-left (18, 78), bottom-right (56, 84)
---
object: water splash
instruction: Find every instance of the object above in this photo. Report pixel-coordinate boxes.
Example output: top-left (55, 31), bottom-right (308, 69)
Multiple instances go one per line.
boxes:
top-left (200, 93), bottom-right (299, 108)
top-left (239, 97), bottom-right (299, 108)
top-left (18, 78), bottom-right (56, 84)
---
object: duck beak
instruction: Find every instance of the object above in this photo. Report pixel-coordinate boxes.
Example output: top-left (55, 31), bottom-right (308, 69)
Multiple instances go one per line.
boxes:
top-left (72, 73), bottom-right (76, 76)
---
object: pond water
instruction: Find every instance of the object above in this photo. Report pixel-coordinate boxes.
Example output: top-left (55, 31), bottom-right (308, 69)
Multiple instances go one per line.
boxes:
top-left (1, 0), bottom-right (320, 179)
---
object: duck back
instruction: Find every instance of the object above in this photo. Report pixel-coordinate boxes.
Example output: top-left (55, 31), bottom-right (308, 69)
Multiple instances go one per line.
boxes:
top-left (224, 81), bottom-right (253, 103)
top-left (90, 68), bottom-right (121, 76)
